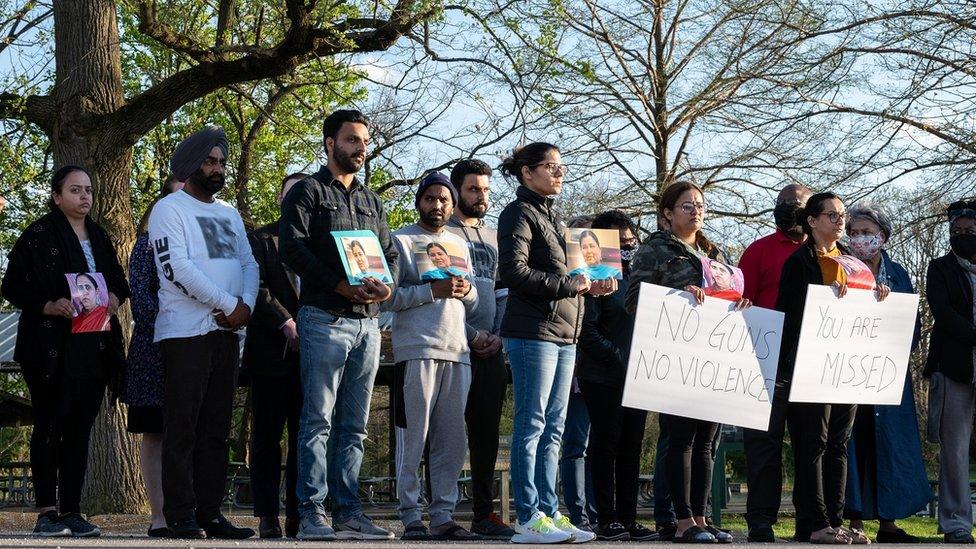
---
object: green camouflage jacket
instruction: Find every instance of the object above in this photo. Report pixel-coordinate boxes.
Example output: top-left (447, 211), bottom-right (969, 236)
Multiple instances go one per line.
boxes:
top-left (624, 230), bottom-right (725, 313)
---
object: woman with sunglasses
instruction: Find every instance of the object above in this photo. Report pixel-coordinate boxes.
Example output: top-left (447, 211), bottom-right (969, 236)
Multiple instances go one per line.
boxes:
top-left (776, 192), bottom-right (889, 544)
top-left (497, 142), bottom-right (615, 544)
top-left (624, 181), bottom-right (749, 543)
top-left (924, 200), bottom-right (976, 544)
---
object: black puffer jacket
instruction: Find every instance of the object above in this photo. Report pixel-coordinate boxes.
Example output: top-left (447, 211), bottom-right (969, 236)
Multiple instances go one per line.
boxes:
top-left (498, 185), bottom-right (585, 344)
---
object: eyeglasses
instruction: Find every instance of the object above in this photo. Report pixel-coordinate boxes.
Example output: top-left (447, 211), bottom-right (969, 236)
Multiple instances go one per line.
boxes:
top-left (776, 198), bottom-right (805, 207)
top-left (951, 226), bottom-right (976, 236)
top-left (818, 211), bottom-right (846, 224)
top-left (678, 201), bottom-right (706, 214)
top-left (203, 156), bottom-right (227, 168)
top-left (76, 283), bottom-right (95, 292)
top-left (531, 162), bottom-right (568, 177)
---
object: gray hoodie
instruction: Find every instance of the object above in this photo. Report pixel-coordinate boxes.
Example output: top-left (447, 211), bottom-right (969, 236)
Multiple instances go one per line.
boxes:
top-left (446, 216), bottom-right (507, 341)
top-left (383, 223), bottom-right (478, 364)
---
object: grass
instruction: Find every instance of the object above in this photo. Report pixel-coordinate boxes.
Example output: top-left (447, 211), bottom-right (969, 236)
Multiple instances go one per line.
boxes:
top-left (718, 514), bottom-right (944, 543)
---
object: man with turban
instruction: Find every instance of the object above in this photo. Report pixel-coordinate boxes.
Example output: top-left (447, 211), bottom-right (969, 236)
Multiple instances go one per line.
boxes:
top-left (148, 125), bottom-right (259, 539)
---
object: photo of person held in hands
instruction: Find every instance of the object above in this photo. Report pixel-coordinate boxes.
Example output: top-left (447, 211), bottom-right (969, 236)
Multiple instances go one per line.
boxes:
top-left (420, 242), bottom-right (469, 281)
top-left (567, 228), bottom-right (622, 281)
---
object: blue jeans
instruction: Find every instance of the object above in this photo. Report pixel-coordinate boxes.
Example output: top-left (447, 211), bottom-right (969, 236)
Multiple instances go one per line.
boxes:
top-left (560, 389), bottom-right (597, 525)
top-left (504, 337), bottom-right (576, 524)
top-left (296, 306), bottom-right (380, 521)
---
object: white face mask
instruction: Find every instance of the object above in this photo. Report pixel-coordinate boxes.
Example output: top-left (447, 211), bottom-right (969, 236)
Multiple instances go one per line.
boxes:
top-left (849, 234), bottom-right (883, 261)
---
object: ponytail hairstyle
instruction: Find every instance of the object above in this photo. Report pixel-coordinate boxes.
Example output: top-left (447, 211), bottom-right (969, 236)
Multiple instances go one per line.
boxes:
top-left (798, 192), bottom-right (842, 238)
top-left (657, 180), bottom-right (716, 255)
top-left (499, 142), bottom-right (559, 185)
top-left (49, 165), bottom-right (91, 211)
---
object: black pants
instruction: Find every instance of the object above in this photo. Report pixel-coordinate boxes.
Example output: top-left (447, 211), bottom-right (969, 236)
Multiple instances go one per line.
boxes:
top-left (743, 378), bottom-right (791, 530)
top-left (22, 366), bottom-right (106, 513)
top-left (844, 405), bottom-right (879, 521)
top-left (664, 414), bottom-right (718, 520)
top-left (579, 380), bottom-right (647, 527)
top-left (787, 402), bottom-right (856, 532)
top-left (160, 331), bottom-right (239, 524)
top-left (250, 366), bottom-right (302, 519)
top-left (464, 350), bottom-right (509, 521)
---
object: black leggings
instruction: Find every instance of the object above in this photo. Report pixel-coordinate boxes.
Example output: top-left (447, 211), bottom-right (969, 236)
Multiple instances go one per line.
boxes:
top-left (22, 366), bottom-right (107, 513)
top-left (579, 380), bottom-right (647, 527)
top-left (788, 402), bottom-right (856, 533)
top-left (663, 414), bottom-right (718, 520)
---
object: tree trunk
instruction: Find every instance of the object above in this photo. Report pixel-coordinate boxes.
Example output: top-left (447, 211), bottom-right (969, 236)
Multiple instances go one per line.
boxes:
top-left (51, 0), bottom-right (146, 515)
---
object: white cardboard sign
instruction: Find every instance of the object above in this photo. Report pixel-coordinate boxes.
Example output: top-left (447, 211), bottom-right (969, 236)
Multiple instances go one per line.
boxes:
top-left (622, 282), bottom-right (784, 430)
top-left (788, 285), bottom-right (919, 404)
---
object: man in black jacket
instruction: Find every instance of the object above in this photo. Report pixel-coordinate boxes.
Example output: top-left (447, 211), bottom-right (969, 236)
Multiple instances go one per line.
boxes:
top-left (243, 172), bottom-right (308, 539)
top-left (279, 110), bottom-right (398, 541)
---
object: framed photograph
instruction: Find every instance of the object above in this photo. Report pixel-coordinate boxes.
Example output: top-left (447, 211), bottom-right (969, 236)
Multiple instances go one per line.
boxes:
top-left (332, 230), bottom-right (394, 286)
top-left (411, 238), bottom-right (470, 281)
top-left (565, 228), bottom-right (623, 280)
top-left (66, 272), bottom-right (111, 333)
top-left (702, 258), bottom-right (745, 302)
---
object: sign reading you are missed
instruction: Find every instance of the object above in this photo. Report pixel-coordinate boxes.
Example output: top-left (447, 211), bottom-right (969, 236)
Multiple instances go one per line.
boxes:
top-left (622, 282), bottom-right (785, 430)
top-left (788, 285), bottom-right (919, 405)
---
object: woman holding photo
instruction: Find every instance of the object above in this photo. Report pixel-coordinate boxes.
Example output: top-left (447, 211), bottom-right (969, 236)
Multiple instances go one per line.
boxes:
top-left (1, 165), bottom-right (130, 537)
top-left (624, 181), bottom-right (748, 544)
top-left (776, 192), bottom-right (889, 544)
top-left (498, 142), bottom-right (615, 544)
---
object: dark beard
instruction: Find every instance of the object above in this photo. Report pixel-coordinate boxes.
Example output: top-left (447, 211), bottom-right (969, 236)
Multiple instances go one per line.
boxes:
top-left (458, 198), bottom-right (487, 219)
top-left (189, 170), bottom-right (225, 196)
top-left (334, 147), bottom-right (365, 174)
top-left (420, 209), bottom-right (447, 228)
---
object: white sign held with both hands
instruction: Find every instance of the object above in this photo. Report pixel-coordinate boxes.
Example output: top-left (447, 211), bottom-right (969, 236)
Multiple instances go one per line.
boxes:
top-left (622, 282), bottom-right (785, 430)
top-left (788, 285), bottom-right (919, 404)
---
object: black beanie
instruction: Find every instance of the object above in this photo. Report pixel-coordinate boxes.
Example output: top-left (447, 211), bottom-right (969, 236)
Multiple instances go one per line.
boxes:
top-left (415, 172), bottom-right (458, 209)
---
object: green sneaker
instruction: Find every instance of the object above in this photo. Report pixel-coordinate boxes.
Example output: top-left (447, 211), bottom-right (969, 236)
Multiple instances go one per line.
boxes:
top-left (552, 511), bottom-right (596, 543)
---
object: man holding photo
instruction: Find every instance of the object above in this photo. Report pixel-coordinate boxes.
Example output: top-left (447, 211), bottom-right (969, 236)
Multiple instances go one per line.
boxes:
top-left (279, 110), bottom-right (398, 540)
top-left (384, 172), bottom-right (479, 540)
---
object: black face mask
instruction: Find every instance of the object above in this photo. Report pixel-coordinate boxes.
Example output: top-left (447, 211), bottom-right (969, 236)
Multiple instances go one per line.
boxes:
top-left (621, 244), bottom-right (637, 274)
top-left (773, 203), bottom-right (800, 231)
top-left (950, 234), bottom-right (976, 262)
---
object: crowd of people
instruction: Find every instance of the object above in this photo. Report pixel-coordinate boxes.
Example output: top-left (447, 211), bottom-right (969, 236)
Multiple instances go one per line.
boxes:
top-left (1, 108), bottom-right (974, 544)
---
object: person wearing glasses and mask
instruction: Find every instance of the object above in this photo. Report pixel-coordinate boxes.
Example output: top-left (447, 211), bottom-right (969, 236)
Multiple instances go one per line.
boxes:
top-left (841, 203), bottom-right (930, 543)
top-left (625, 181), bottom-right (750, 544)
top-left (924, 200), bottom-right (976, 544)
top-left (497, 143), bottom-right (615, 544)
top-left (775, 192), bottom-right (890, 545)
top-left (738, 183), bottom-right (812, 542)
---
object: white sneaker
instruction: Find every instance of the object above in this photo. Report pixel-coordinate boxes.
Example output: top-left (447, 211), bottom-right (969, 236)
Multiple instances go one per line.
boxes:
top-left (551, 511), bottom-right (596, 543)
top-left (511, 511), bottom-right (573, 544)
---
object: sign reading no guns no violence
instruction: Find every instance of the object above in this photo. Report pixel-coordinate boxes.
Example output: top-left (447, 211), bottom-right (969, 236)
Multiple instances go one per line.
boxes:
top-left (788, 285), bottom-right (919, 405)
top-left (622, 283), bottom-right (785, 430)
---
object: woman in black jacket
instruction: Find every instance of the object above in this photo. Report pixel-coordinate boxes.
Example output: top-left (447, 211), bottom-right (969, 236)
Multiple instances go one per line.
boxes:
top-left (776, 192), bottom-right (888, 544)
top-left (1, 166), bottom-right (130, 538)
top-left (624, 181), bottom-right (749, 544)
top-left (497, 142), bottom-right (615, 544)
top-left (577, 210), bottom-right (656, 541)
top-left (924, 200), bottom-right (976, 544)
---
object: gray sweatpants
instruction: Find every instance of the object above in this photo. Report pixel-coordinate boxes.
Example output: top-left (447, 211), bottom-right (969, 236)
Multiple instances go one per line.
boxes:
top-left (396, 359), bottom-right (471, 527)
top-left (936, 374), bottom-right (976, 534)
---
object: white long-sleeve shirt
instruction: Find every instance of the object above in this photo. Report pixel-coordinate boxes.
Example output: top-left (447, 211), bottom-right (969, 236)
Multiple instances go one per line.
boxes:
top-left (148, 190), bottom-right (259, 342)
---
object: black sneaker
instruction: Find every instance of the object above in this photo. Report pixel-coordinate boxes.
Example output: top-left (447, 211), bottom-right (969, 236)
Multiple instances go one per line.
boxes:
top-left (628, 522), bottom-right (659, 541)
top-left (168, 517), bottom-right (206, 539)
top-left (471, 512), bottom-right (516, 539)
top-left (60, 513), bottom-right (101, 537)
top-left (199, 514), bottom-right (255, 539)
top-left (32, 511), bottom-right (71, 537)
top-left (657, 522), bottom-right (678, 541)
top-left (748, 526), bottom-right (775, 542)
top-left (597, 522), bottom-right (630, 541)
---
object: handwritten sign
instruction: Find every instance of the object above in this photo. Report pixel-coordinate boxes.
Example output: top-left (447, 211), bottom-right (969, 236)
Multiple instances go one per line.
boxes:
top-left (788, 285), bottom-right (919, 404)
top-left (622, 283), bottom-right (784, 430)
